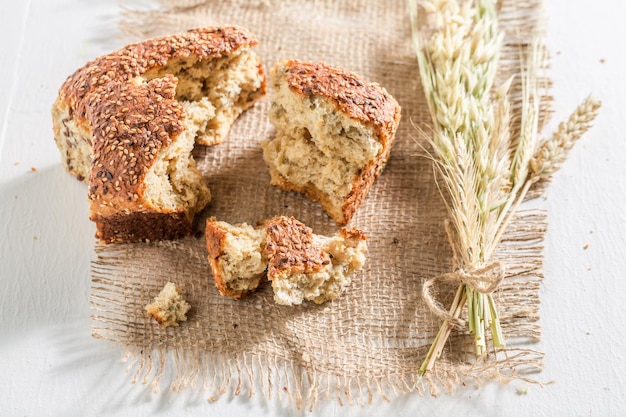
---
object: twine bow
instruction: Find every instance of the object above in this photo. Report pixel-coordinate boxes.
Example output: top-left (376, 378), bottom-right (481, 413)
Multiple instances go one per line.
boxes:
top-left (422, 262), bottom-right (505, 328)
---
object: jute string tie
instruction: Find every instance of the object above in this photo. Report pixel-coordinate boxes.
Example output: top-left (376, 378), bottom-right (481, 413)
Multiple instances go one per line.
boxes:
top-left (422, 262), bottom-right (505, 328)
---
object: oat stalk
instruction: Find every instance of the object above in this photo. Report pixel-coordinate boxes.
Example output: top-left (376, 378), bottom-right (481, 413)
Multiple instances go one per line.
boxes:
top-left (409, 0), bottom-right (600, 376)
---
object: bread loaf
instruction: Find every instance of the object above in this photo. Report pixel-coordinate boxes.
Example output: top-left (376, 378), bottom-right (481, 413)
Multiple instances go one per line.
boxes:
top-left (262, 60), bottom-right (400, 224)
top-left (205, 216), bottom-right (367, 305)
top-left (52, 27), bottom-right (267, 242)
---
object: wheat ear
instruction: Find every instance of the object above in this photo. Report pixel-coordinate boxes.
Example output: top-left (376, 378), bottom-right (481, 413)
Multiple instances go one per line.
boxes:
top-left (530, 97), bottom-right (602, 180)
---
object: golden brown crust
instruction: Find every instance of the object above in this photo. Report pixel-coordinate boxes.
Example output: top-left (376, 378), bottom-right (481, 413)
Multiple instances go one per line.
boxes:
top-left (59, 26), bottom-right (259, 121)
top-left (204, 218), bottom-right (236, 298)
top-left (280, 60), bottom-right (401, 147)
top-left (269, 60), bottom-right (401, 225)
top-left (145, 304), bottom-right (167, 325)
top-left (338, 227), bottom-right (367, 241)
top-left (265, 216), bottom-right (330, 277)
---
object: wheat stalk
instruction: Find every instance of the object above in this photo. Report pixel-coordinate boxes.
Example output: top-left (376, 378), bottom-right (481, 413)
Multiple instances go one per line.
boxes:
top-left (410, 0), bottom-right (600, 376)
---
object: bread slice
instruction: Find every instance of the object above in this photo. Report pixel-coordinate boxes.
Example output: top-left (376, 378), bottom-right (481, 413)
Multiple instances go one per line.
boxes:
top-left (145, 282), bottom-right (191, 327)
top-left (52, 27), bottom-right (267, 243)
top-left (262, 60), bottom-right (401, 224)
top-left (205, 216), bottom-right (367, 305)
top-left (205, 217), bottom-right (267, 299)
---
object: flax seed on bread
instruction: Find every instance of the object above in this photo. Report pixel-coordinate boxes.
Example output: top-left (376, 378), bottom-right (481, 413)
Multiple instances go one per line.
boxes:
top-left (52, 26), bottom-right (267, 243)
top-left (262, 60), bottom-right (401, 225)
top-left (205, 216), bottom-right (368, 305)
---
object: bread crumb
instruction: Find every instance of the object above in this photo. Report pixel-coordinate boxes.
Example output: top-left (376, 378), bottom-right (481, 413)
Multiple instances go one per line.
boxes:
top-left (583, 243), bottom-right (589, 250)
top-left (145, 282), bottom-right (191, 327)
top-left (516, 386), bottom-right (528, 396)
top-left (30, 167), bottom-right (37, 172)
top-left (600, 58), bottom-right (606, 64)
top-left (14, 160), bottom-right (21, 166)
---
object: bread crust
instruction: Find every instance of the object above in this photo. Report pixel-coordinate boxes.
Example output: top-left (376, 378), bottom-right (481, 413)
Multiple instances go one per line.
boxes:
top-left (205, 219), bottom-right (236, 298)
top-left (280, 60), bottom-right (400, 148)
top-left (265, 216), bottom-right (331, 277)
top-left (58, 27), bottom-right (259, 122)
top-left (206, 215), bottom-right (368, 304)
top-left (338, 227), bottom-right (367, 241)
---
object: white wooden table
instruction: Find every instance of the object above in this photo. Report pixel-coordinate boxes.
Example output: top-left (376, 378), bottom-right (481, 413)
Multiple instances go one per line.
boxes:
top-left (1, 0), bottom-right (624, 415)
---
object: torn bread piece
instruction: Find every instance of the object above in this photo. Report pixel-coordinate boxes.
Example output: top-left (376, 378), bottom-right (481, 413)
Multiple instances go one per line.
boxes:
top-left (51, 26), bottom-right (266, 243)
top-left (145, 282), bottom-right (191, 327)
top-left (205, 217), bottom-right (267, 299)
top-left (205, 216), bottom-right (367, 305)
top-left (263, 60), bottom-right (400, 224)
top-left (265, 216), bottom-right (367, 305)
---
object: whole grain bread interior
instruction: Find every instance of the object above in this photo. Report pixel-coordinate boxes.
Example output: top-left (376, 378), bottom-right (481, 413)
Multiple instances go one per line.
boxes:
top-left (205, 217), bottom-right (267, 299)
top-left (262, 60), bottom-right (401, 224)
top-left (52, 26), bottom-right (267, 243)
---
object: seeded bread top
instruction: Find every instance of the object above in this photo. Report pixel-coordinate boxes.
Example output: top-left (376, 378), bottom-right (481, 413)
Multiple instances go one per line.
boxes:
top-left (59, 26), bottom-right (258, 121)
top-left (265, 216), bottom-right (331, 277)
top-left (87, 75), bottom-right (184, 217)
top-left (277, 60), bottom-right (401, 146)
top-left (338, 227), bottom-right (367, 241)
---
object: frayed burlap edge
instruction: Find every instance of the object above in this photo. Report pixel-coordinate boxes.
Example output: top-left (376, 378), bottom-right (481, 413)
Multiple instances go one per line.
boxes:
top-left (91, 211), bottom-right (549, 410)
top-left (89, 0), bottom-right (553, 410)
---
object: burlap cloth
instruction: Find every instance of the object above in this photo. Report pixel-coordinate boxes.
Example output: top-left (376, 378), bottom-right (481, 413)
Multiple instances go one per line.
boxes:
top-left (91, 0), bottom-right (549, 408)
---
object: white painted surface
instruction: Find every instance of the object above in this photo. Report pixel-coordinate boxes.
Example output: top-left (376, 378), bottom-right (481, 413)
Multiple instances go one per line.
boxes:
top-left (1, 0), bottom-right (624, 415)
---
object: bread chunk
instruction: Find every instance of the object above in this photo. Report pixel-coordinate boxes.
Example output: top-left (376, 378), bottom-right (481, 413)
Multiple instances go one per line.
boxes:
top-left (205, 216), bottom-right (367, 305)
top-left (52, 26), bottom-right (267, 243)
top-left (145, 282), bottom-right (191, 327)
top-left (205, 218), bottom-right (267, 299)
top-left (265, 217), bottom-right (367, 305)
top-left (262, 60), bottom-right (400, 224)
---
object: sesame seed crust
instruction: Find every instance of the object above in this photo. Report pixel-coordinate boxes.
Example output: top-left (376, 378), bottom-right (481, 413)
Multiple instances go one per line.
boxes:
top-left (60, 26), bottom-right (259, 120)
top-left (338, 227), bottom-right (367, 241)
top-left (265, 216), bottom-right (330, 277)
top-left (279, 60), bottom-right (401, 147)
top-left (87, 74), bottom-right (184, 218)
